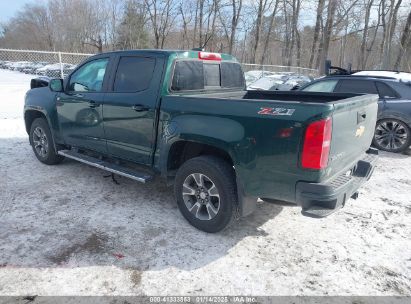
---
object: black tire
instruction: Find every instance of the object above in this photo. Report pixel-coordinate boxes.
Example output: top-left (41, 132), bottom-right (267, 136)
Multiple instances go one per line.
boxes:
top-left (174, 156), bottom-right (237, 233)
top-left (372, 119), bottom-right (411, 153)
top-left (29, 117), bottom-right (64, 165)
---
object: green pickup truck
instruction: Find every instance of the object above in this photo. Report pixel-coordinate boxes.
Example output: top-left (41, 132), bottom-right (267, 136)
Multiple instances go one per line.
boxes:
top-left (24, 49), bottom-right (378, 232)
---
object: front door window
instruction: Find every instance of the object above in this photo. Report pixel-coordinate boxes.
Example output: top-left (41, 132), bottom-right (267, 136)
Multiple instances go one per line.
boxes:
top-left (68, 58), bottom-right (109, 92)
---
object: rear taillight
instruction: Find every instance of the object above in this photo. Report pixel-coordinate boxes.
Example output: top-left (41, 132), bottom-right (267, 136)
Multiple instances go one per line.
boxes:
top-left (198, 51), bottom-right (221, 61)
top-left (301, 117), bottom-right (332, 170)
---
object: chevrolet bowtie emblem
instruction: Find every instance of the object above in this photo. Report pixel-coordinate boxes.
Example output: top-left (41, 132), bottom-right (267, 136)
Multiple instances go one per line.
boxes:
top-left (355, 125), bottom-right (365, 137)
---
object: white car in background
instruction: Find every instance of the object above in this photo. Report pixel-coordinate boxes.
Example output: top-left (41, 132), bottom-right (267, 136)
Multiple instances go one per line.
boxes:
top-left (244, 70), bottom-right (276, 86)
top-left (353, 71), bottom-right (411, 82)
top-left (7, 61), bottom-right (31, 71)
top-left (247, 74), bottom-right (288, 90)
top-left (247, 74), bottom-right (312, 91)
top-left (36, 63), bottom-right (76, 77)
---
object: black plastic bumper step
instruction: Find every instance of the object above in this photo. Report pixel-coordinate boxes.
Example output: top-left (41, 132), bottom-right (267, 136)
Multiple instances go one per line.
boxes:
top-left (57, 149), bottom-right (153, 183)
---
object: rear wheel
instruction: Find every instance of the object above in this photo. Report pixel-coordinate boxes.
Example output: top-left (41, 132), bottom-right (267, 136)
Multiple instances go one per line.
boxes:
top-left (29, 117), bottom-right (64, 165)
top-left (174, 156), bottom-right (237, 233)
top-left (373, 119), bottom-right (411, 153)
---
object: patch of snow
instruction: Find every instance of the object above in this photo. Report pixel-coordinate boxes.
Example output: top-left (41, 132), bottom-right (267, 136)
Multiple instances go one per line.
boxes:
top-left (0, 70), bottom-right (410, 296)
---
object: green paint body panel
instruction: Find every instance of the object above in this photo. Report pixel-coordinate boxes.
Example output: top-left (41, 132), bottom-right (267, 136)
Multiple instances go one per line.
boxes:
top-left (24, 49), bottom-right (379, 205)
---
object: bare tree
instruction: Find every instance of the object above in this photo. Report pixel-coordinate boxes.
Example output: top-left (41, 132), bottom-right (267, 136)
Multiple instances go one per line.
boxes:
top-left (198, 0), bottom-right (205, 47)
top-left (308, 0), bottom-right (325, 68)
top-left (394, 10), bottom-right (411, 70)
top-left (250, 0), bottom-right (269, 63)
top-left (318, 0), bottom-right (337, 73)
top-left (364, 0), bottom-right (383, 67)
top-left (359, 0), bottom-right (374, 69)
top-left (260, 0), bottom-right (280, 64)
top-left (117, 0), bottom-right (149, 49)
top-left (0, 0), bottom-right (409, 72)
top-left (144, 0), bottom-right (176, 48)
top-left (179, 1), bottom-right (193, 49)
top-left (291, 0), bottom-right (302, 66)
top-left (227, 0), bottom-right (243, 54)
top-left (381, 0), bottom-right (403, 68)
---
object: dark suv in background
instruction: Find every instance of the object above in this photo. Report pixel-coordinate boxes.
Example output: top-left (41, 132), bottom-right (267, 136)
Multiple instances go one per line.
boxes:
top-left (300, 72), bottom-right (411, 153)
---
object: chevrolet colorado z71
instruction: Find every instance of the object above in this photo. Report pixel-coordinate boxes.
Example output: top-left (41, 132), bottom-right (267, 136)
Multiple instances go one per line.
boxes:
top-left (24, 50), bottom-right (378, 232)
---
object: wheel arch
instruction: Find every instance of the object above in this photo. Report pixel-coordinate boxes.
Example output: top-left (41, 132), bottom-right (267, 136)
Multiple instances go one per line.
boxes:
top-left (162, 139), bottom-right (257, 217)
top-left (166, 140), bottom-right (235, 175)
top-left (24, 109), bottom-right (48, 134)
top-left (377, 112), bottom-right (411, 129)
top-left (24, 108), bottom-right (61, 152)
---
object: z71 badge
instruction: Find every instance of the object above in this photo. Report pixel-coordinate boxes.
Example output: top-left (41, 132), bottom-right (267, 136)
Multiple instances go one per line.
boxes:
top-left (258, 107), bottom-right (295, 116)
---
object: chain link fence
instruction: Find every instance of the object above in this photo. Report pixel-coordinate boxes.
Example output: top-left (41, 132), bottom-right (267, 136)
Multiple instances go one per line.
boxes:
top-left (241, 63), bottom-right (320, 77)
top-left (0, 49), bottom-right (319, 90)
top-left (241, 63), bottom-right (319, 89)
top-left (0, 49), bottom-right (93, 79)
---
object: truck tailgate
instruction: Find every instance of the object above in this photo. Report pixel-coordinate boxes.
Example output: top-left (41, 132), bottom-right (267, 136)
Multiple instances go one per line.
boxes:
top-left (326, 94), bottom-right (379, 179)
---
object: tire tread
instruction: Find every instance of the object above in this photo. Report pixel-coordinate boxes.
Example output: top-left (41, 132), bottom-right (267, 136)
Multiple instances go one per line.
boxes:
top-left (174, 155), bottom-right (238, 233)
top-left (29, 117), bottom-right (64, 165)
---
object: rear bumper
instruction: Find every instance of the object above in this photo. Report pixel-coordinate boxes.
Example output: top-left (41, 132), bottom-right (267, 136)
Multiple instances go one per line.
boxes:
top-left (296, 148), bottom-right (378, 218)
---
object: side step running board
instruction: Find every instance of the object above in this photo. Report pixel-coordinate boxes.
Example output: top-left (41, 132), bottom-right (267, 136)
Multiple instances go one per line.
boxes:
top-left (58, 150), bottom-right (153, 183)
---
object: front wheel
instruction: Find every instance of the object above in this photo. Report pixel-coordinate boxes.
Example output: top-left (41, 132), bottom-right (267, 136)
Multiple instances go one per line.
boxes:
top-left (373, 119), bottom-right (411, 153)
top-left (29, 117), bottom-right (64, 165)
top-left (174, 156), bottom-right (237, 233)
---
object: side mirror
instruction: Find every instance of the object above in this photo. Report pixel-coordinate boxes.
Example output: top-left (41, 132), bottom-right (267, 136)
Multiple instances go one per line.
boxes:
top-left (49, 78), bottom-right (64, 92)
top-left (30, 78), bottom-right (49, 89)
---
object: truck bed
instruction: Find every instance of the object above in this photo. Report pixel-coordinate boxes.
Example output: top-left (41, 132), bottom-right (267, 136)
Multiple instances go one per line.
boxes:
top-left (185, 90), bottom-right (360, 103)
top-left (160, 91), bottom-right (378, 204)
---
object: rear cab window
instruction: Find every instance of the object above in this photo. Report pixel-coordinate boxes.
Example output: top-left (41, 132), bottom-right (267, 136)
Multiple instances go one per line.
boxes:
top-left (171, 57), bottom-right (245, 92)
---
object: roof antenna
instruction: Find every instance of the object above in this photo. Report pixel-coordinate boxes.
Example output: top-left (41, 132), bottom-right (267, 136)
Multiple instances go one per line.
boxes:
top-left (202, 34), bottom-right (213, 49)
top-left (347, 63), bottom-right (352, 74)
top-left (192, 33), bottom-right (213, 52)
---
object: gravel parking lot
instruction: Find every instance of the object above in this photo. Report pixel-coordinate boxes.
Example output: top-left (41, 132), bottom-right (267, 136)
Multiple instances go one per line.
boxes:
top-left (0, 70), bottom-right (410, 296)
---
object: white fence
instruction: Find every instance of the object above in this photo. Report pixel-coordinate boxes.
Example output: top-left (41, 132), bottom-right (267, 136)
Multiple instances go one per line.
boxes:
top-left (0, 48), bottom-right (319, 80)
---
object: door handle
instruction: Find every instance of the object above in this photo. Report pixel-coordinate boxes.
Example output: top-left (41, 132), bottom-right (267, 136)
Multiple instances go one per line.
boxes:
top-left (88, 101), bottom-right (100, 108)
top-left (132, 104), bottom-right (149, 112)
top-left (73, 93), bottom-right (84, 98)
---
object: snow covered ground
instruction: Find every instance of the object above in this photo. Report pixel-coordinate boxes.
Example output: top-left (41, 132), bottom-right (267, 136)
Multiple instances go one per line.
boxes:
top-left (0, 69), bottom-right (410, 296)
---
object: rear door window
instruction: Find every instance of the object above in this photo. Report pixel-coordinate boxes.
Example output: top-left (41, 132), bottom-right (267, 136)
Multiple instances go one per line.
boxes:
top-left (335, 80), bottom-right (378, 94)
top-left (302, 80), bottom-right (338, 92)
top-left (113, 56), bottom-right (155, 92)
top-left (376, 82), bottom-right (398, 98)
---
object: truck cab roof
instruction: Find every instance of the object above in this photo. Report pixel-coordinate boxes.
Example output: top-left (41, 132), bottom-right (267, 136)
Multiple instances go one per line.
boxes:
top-left (88, 49), bottom-right (238, 62)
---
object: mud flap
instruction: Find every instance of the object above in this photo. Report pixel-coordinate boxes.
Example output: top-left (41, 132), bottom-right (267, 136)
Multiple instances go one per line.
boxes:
top-left (236, 177), bottom-right (257, 218)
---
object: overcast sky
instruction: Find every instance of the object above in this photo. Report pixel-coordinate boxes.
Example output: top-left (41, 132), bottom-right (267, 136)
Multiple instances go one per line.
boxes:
top-left (0, 0), bottom-right (34, 23)
top-left (0, 0), bottom-right (409, 29)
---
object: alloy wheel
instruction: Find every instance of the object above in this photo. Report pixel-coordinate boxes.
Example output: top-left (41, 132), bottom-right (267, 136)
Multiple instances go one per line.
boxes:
top-left (182, 173), bottom-right (221, 221)
top-left (374, 120), bottom-right (409, 151)
top-left (32, 126), bottom-right (49, 158)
